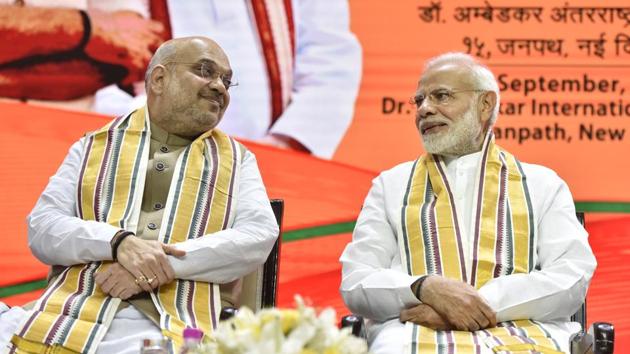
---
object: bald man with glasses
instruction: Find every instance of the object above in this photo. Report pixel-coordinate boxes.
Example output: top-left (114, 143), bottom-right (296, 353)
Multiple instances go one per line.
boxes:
top-left (0, 37), bottom-right (278, 354)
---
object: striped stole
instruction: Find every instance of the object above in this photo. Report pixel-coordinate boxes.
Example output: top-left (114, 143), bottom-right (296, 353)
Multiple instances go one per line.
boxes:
top-left (10, 106), bottom-right (243, 354)
top-left (400, 135), bottom-right (563, 354)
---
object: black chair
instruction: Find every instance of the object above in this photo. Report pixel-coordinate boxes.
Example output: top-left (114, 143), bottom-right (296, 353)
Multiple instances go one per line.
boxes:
top-left (220, 199), bottom-right (283, 320)
top-left (341, 212), bottom-right (614, 354)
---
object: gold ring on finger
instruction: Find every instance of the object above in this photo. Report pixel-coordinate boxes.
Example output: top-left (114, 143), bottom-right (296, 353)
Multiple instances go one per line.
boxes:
top-left (135, 275), bottom-right (148, 284)
top-left (147, 277), bottom-right (156, 283)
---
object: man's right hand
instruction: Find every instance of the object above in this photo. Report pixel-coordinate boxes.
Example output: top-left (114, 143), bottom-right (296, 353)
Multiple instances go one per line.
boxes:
top-left (400, 304), bottom-right (452, 331)
top-left (94, 263), bottom-right (143, 300)
top-left (116, 236), bottom-right (185, 292)
top-left (419, 276), bottom-right (497, 331)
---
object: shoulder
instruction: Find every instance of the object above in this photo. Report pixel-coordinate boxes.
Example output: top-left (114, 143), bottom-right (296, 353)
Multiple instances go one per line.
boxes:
top-left (378, 160), bottom-right (416, 181)
top-left (518, 161), bottom-right (565, 188)
top-left (213, 131), bottom-right (251, 164)
top-left (517, 161), bottom-right (575, 218)
top-left (70, 135), bottom-right (90, 154)
top-left (230, 138), bottom-right (250, 157)
top-left (372, 160), bottom-right (417, 194)
top-left (234, 142), bottom-right (260, 171)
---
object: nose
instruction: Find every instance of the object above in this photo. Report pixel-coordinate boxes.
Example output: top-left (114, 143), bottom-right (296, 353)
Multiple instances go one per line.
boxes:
top-left (416, 97), bottom-right (436, 119)
top-left (415, 98), bottom-right (436, 126)
top-left (206, 76), bottom-right (227, 94)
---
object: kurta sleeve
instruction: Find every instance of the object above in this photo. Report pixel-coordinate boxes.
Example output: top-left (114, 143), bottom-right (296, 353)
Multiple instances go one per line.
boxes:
top-left (268, 0), bottom-right (362, 159)
top-left (167, 150), bottom-right (279, 284)
top-left (27, 139), bottom-right (120, 266)
top-left (340, 175), bottom-right (422, 322)
top-left (478, 174), bottom-right (597, 322)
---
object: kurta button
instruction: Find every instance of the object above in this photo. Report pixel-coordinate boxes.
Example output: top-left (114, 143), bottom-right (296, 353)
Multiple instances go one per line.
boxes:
top-left (147, 223), bottom-right (157, 230)
top-left (160, 146), bottom-right (169, 153)
top-left (153, 203), bottom-right (163, 210)
top-left (156, 162), bottom-right (165, 171)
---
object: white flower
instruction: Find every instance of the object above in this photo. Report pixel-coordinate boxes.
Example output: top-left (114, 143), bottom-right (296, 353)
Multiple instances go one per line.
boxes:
top-left (190, 295), bottom-right (369, 354)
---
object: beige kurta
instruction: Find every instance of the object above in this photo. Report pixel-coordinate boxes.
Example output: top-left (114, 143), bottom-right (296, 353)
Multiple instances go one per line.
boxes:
top-left (122, 122), bottom-right (241, 325)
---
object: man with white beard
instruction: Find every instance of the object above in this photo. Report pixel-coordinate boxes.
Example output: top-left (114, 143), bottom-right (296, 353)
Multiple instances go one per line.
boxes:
top-left (340, 52), bottom-right (596, 354)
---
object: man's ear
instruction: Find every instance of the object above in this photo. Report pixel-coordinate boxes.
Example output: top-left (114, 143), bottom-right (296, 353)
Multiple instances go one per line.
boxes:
top-left (478, 91), bottom-right (497, 125)
top-left (148, 65), bottom-right (167, 95)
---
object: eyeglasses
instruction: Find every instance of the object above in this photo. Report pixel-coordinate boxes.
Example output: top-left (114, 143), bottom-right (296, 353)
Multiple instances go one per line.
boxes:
top-left (409, 88), bottom-right (485, 107)
top-left (165, 61), bottom-right (238, 90)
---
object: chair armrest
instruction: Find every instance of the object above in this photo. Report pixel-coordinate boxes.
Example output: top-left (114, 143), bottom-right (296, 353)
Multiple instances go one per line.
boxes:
top-left (341, 314), bottom-right (366, 339)
top-left (570, 322), bottom-right (614, 354)
top-left (591, 322), bottom-right (614, 354)
top-left (570, 330), bottom-right (592, 354)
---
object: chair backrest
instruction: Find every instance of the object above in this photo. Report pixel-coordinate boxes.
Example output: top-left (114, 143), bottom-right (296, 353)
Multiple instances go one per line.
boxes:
top-left (570, 212), bottom-right (586, 328)
top-left (238, 199), bottom-right (283, 310)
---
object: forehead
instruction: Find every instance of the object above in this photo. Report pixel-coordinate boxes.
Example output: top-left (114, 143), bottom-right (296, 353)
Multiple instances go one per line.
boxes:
top-left (417, 64), bottom-right (475, 91)
top-left (178, 39), bottom-right (231, 72)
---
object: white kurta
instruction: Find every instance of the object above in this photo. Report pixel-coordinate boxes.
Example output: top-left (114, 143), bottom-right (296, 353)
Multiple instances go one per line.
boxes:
top-left (0, 127), bottom-right (278, 353)
top-left (93, 0), bottom-right (362, 158)
top-left (339, 152), bottom-right (597, 354)
top-left (27, 137), bottom-right (278, 283)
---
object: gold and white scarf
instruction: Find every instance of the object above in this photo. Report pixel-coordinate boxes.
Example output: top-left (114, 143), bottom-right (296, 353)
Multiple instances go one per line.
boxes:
top-left (401, 134), bottom-right (562, 354)
top-left (10, 106), bottom-right (244, 353)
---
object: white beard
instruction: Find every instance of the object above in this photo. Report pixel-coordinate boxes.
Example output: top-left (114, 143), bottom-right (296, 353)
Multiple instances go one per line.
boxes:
top-left (420, 107), bottom-right (483, 156)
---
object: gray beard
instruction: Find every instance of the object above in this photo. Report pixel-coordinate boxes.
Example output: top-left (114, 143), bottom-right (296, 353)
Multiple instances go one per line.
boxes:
top-left (164, 104), bottom-right (216, 137)
top-left (421, 108), bottom-right (483, 156)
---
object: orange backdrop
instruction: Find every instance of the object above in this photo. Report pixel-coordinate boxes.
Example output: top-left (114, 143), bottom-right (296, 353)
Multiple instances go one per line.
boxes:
top-left (335, 0), bottom-right (630, 205)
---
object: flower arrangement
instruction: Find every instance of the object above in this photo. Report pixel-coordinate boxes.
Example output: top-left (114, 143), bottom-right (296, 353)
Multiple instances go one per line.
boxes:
top-left (190, 296), bottom-right (368, 354)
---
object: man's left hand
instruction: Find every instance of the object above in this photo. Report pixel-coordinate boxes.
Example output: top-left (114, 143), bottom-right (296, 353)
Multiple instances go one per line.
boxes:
top-left (94, 263), bottom-right (143, 299)
top-left (400, 304), bottom-right (452, 331)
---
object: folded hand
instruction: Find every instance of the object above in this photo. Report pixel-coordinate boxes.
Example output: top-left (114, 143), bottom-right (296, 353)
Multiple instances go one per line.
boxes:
top-left (420, 276), bottom-right (496, 331)
top-left (94, 263), bottom-right (143, 299)
top-left (400, 304), bottom-right (452, 331)
top-left (116, 236), bottom-right (185, 292)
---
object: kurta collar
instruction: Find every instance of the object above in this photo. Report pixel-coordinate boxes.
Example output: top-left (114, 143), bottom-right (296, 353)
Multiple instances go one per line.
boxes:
top-left (149, 121), bottom-right (193, 147)
top-left (441, 150), bottom-right (483, 169)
